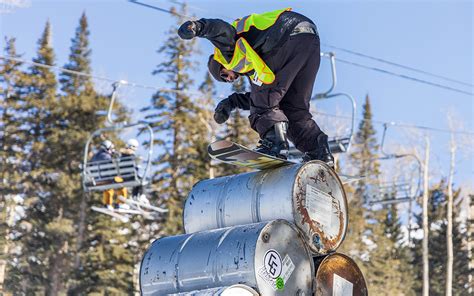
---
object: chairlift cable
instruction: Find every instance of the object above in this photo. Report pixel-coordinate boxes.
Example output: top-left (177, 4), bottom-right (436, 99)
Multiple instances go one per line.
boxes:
top-left (128, 0), bottom-right (192, 19)
top-left (137, 1), bottom-right (473, 95)
top-left (334, 57), bottom-right (473, 96)
top-left (0, 55), bottom-right (201, 95)
top-left (321, 43), bottom-right (473, 88)
top-left (314, 111), bottom-right (474, 136)
top-left (2, 54), bottom-right (472, 136)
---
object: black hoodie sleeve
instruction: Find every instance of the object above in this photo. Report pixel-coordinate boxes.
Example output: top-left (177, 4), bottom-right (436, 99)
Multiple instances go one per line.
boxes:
top-left (228, 92), bottom-right (251, 110)
top-left (196, 18), bottom-right (236, 63)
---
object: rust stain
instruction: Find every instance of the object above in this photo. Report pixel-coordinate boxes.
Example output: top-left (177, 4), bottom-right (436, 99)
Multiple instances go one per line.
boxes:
top-left (314, 253), bottom-right (368, 296)
top-left (296, 165), bottom-right (346, 253)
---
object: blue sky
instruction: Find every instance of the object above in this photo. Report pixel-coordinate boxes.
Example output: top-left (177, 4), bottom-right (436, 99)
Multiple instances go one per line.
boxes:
top-left (1, 0), bottom-right (473, 193)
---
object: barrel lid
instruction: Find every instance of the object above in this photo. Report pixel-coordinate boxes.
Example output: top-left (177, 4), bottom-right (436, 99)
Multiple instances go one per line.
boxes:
top-left (314, 253), bottom-right (368, 296)
top-left (254, 220), bottom-right (313, 295)
top-left (292, 161), bottom-right (348, 254)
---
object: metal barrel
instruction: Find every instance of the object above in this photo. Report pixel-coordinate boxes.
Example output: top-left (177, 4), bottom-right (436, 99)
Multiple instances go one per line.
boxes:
top-left (313, 253), bottom-right (368, 296)
top-left (168, 284), bottom-right (259, 295)
top-left (184, 161), bottom-right (348, 254)
top-left (140, 220), bottom-right (314, 295)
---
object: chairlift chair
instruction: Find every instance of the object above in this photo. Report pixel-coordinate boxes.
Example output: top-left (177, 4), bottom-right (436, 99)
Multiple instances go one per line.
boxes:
top-left (366, 123), bottom-right (422, 242)
top-left (82, 81), bottom-right (154, 193)
top-left (367, 123), bottom-right (422, 206)
top-left (288, 52), bottom-right (356, 159)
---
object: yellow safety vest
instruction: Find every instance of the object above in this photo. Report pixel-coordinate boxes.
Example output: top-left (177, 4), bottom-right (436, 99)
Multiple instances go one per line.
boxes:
top-left (213, 8), bottom-right (291, 85)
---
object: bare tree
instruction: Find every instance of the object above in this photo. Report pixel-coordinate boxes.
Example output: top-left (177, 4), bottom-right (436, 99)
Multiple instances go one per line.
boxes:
top-left (445, 131), bottom-right (455, 296)
top-left (422, 136), bottom-right (431, 296)
top-left (445, 110), bottom-right (474, 296)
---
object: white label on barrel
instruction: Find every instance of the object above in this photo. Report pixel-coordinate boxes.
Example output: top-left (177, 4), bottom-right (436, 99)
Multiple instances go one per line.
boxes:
top-left (306, 184), bottom-right (333, 229)
top-left (258, 254), bottom-right (295, 291)
top-left (333, 273), bottom-right (353, 295)
top-left (263, 249), bottom-right (282, 279)
top-left (280, 254), bottom-right (295, 283)
top-left (258, 265), bottom-right (277, 291)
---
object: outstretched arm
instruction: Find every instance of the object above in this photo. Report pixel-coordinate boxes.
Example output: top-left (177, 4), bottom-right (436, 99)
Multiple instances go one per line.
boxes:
top-left (178, 18), bottom-right (236, 62)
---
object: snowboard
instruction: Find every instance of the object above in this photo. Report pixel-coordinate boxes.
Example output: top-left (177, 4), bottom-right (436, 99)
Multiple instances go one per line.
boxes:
top-left (208, 140), bottom-right (295, 170)
top-left (338, 174), bottom-right (365, 184)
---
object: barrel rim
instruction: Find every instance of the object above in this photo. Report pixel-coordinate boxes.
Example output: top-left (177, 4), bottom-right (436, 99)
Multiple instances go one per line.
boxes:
top-left (314, 252), bottom-right (368, 295)
top-left (255, 219), bottom-right (314, 294)
top-left (226, 284), bottom-right (259, 294)
top-left (292, 160), bottom-right (349, 253)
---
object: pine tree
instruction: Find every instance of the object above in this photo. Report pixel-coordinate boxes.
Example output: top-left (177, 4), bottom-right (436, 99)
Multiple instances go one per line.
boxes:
top-left (0, 37), bottom-right (31, 294)
top-left (3, 21), bottom-right (74, 295)
top-left (365, 204), bottom-right (415, 295)
top-left (143, 3), bottom-right (202, 235)
top-left (54, 13), bottom-right (134, 294)
top-left (195, 72), bottom-right (218, 179)
top-left (411, 181), bottom-right (471, 295)
top-left (343, 94), bottom-right (416, 294)
top-left (1, 15), bottom-right (133, 295)
top-left (339, 94), bottom-right (379, 279)
top-left (0, 37), bottom-right (27, 199)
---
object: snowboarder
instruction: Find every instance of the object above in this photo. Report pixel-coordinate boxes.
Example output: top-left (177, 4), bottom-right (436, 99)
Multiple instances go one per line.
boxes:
top-left (178, 8), bottom-right (334, 167)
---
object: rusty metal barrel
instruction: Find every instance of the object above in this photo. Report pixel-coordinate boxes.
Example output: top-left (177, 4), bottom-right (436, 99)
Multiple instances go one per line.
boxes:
top-left (313, 253), bottom-right (368, 296)
top-left (168, 284), bottom-right (259, 295)
top-left (140, 220), bottom-right (314, 295)
top-left (184, 161), bottom-right (348, 254)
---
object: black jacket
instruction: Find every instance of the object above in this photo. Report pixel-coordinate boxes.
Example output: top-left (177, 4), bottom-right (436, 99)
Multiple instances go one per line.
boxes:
top-left (196, 11), bottom-right (315, 62)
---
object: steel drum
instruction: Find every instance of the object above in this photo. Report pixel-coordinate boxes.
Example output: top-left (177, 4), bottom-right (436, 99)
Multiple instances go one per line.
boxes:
top-left (140, 220), bottom-right (313, 295)
top-left (184, 161), bottom-right (348, 254)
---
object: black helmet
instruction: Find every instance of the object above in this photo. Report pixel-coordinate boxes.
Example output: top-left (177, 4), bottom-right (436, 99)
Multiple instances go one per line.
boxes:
top-left (207, 54), bottom-right (225, 82)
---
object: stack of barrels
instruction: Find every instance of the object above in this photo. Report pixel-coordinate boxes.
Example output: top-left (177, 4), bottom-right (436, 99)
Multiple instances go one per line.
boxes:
top-left (140, 161), bottom-right (368, 295)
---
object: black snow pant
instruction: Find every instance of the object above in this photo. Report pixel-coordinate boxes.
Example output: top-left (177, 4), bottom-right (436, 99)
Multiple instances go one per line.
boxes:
top-left (248, 33), bottom-right (324, 153)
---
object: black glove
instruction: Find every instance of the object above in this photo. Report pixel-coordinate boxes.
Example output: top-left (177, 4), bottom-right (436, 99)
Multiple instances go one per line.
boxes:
top-left (214, 97), bottom-right (235, 124)
top-left (178, 21), bottom-right (202, 40)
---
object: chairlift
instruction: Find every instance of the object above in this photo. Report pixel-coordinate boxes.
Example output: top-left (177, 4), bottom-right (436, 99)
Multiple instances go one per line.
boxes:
top-left (366, 123), bottom-right (422, 242)
top-left (288, 52), bottom-right (356, 158)
top-left (367, 122), bottom-right (422, 206)
top-left (82, 81), bottom-right (167, 220)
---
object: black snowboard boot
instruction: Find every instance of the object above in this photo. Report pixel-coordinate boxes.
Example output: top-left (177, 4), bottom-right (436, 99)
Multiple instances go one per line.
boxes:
top-left (255, 122), bottom-right (290, 159)
top-left (303, 133), bottom-right (335, 168)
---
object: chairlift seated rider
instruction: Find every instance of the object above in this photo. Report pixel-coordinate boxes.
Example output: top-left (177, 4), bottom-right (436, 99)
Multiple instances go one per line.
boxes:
top-left (119, 138), bottom-right (146, 200)
top-left (91, 139), bottom-right (141, 210)
top-left (91, 140), bottom-right (115, 162)
top-left (91, 140), bottom-right (120, 209)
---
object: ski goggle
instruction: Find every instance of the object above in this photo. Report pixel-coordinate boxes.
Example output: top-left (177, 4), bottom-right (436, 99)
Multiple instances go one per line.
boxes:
top-left (219, 70), bottom-right (239, 81)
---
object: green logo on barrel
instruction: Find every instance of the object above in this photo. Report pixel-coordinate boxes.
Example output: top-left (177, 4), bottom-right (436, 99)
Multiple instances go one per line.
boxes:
top-left (276, 277), bottom-right (284, 290)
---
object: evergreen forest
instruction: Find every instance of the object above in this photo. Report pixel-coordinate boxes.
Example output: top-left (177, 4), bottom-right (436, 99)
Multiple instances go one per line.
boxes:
top-left (0, 5), bottom-right (472, 296)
